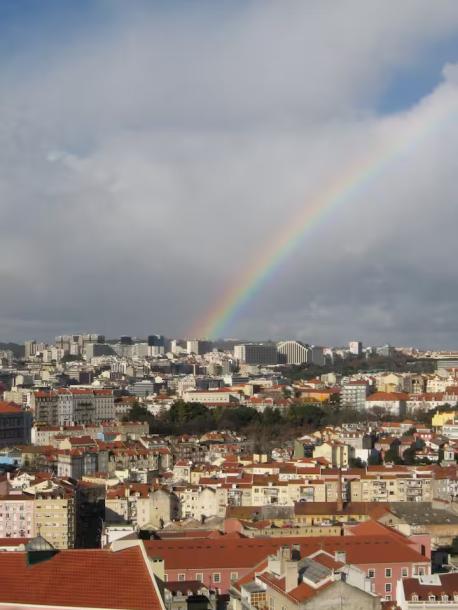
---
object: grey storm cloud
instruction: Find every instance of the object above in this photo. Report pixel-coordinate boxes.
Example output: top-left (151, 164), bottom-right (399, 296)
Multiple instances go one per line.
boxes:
top-left (1, 0), bottom-right (458, 346)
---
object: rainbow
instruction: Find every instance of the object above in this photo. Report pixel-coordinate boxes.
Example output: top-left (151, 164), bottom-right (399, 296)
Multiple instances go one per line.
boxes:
top-left (191, 102), bottom-right (455, 339)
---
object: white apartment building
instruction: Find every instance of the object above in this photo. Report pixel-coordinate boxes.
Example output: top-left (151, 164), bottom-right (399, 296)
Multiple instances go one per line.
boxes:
top-left (33, 388), bottom-right (114, 426)
top-left (341, 381), bottom-right (369, 410)
top-left (186, 340), bottom-right (213, 355)
top-left (349, 341), bottom-right (363, 356)
top-left (277, 341), bottom-right (309, 365)
top-left (93, 389), bottom-right (115, 421)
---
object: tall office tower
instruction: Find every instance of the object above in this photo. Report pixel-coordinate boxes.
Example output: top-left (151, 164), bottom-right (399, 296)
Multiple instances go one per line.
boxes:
top-left (349, 341), bottom-right (363, 356)
top-left (186, 339), bottom-right (213, 356)
top-left (234, 343), bottom-right (278, 365)
top-left (24, 340), bottom-right (37, 360)
top-left (148, 334), bottom-right (165, 355)
top-left (148, 334), bottom-right (165, 347)
top-left (55, 335), bottom-right (72, 351)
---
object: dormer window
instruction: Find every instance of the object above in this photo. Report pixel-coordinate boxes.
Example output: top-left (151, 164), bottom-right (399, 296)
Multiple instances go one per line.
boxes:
top-left (428, 595), bottom-right (436, 601)
top-left (411, 594), bottom-right (419, 602)
top-left (442, 594), bottom-right (448, 601)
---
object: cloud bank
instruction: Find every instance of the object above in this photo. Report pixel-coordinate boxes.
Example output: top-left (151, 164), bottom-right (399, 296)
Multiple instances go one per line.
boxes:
top-left (1, 0), bottom-right (458, 346)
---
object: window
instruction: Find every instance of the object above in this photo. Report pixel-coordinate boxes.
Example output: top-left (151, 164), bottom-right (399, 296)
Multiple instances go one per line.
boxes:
top-left (429, 595), bottom-right (436, 601)
top-left (195, 573), bottom-right (203, 582)
top-left (385, 595), bottom-right (391, 601)
top-left (442, 595), bottom-right (449, 601)
top-left (385, 584), bottom-right (392, 593)
top-left (230, 572), bottom-right (239, 581)
top-left (367, 569), bottom-right (375, 578)
top-left (401, 567), bottom-right (409, 577)
top-left (213, 573), bottom-right (221, 583)
top-left (385, 568), bottom-right (392, 578)
top-left (411, 594), bottom-right (419, 602)
top-left (178, 574), bottom-right (185, 582)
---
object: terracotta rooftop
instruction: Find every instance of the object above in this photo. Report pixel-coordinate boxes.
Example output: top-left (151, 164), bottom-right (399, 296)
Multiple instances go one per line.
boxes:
top-left (0, 544), bottom-right (162, 610)
top-left (0, 401), bottom-right (22, 414)
top-left (144, 532), bottom-right (427, 570)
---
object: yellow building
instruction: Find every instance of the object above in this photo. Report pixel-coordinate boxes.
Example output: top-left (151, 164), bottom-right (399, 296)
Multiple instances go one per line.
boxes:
top-left (34, 488), bottom-right (76, 549)
top-left (432, 410), bottom-right (457, 429)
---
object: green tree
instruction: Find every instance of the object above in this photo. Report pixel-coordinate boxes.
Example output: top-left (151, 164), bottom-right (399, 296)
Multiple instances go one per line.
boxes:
top-left (287, 403), bottom-right (324, 428)
top-left (403, 446), bottom-right (417, 465)
top-left (262, 407), bottom-right (283, 426)
top-left (368, 452), bottom-right (382, 466)
top-left (384, 448), bottom-right (402, 464)
top-left (123, 403), bottom-right (149, 422)
top-left (349, 457), bottom-right (365, 468)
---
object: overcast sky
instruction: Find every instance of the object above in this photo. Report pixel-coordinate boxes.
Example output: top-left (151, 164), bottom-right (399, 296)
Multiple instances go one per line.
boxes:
top-left (1, 0), bottom-right (458, 347)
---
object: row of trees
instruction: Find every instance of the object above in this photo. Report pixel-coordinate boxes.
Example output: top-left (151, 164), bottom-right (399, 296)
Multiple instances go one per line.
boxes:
top-left (124, 399), bottom-right (375, 444)
top-left (281, 353), bottom-right (435, 382)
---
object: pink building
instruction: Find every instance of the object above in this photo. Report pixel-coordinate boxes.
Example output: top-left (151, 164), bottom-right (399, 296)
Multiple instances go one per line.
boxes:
top-left (145, 530), bottom-right (430, 600)
top-left (0, 493), bottom-right (35, 539)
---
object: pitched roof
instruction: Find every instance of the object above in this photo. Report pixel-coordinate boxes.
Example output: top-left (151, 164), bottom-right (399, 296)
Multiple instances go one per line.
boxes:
top-left (0, 544), bottom-right (163, 610)
top-left (144, 533), bottom-right (427, 570)
top-left (402, 573), bottom-right (458, 600)
top-left (0, 401), bottom-right (22, 413)
top-left (366, 392), bottom-right (409, 401)
top-left (258, 570), bottom-right (333, 603)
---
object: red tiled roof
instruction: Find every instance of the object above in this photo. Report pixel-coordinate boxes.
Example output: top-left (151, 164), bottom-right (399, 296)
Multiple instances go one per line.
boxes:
top-left (311, 551), bottom-right (344, 570)
top-left (166, 580), bottom-right (208, 594)
top-left (258, 571), bottom-right (333, 603)
top-left (402, 573), bottom-right (458, 600)
top-left (0, 401), bottom-right (22, 413)
top-left (0, 544), bottom-right (162, 610)
top-left (144, 533), bottom-right (427, 570)
top-left (367, 392), bottom-right (409, 401)
top-left (0, 538), bottom-right (29, 546)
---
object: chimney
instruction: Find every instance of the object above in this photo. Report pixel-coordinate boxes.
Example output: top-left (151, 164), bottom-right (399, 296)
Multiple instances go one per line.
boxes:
top-left (291, 544), bottom-right (301, 561)
top-left (284, 560), bottom-right (299, 593)
top-left (280, 545), bottom-right (291, 561)
top-left (334, 550), bottom-right (346, 563)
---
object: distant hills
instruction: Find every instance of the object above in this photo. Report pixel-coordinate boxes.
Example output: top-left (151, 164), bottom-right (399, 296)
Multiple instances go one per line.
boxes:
top-left (0, 343), bottom-right (24, 358)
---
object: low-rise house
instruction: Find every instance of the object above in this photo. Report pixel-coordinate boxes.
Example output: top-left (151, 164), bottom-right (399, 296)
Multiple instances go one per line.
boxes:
top-left (365, 393), bottom-right (408, 417)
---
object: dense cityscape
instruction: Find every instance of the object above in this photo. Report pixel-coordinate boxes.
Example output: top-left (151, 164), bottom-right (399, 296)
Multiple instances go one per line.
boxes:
top-left (3, 1), bottom-right (458, 609)
top-left (1, 334), bottom-right (458, 609)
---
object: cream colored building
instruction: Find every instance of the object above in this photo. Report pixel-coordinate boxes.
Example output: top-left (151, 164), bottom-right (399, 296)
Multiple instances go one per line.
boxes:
top-left (34, 488), bottom-right (76, 549)
top-left (313, 442), bottom-right (352, 468)
top-left (173, 485), bottom-right (223, 520)
top-left (350, 474), bottom-right (432, 503)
